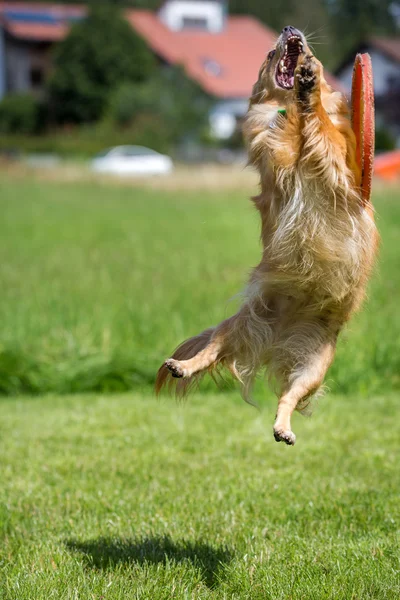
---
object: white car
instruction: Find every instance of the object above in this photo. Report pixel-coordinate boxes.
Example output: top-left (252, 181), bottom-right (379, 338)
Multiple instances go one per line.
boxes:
top-left (91, 145), bottom-right (174, 177)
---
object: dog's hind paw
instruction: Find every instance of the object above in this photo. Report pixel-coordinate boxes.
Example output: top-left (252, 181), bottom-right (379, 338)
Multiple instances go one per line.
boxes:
top-left (273, 427), bottom-right (296, 446)
top-left (165, 359), bottom-right (185, 378)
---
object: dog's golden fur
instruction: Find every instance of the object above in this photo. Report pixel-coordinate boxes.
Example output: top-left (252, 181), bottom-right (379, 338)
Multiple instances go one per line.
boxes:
top-left (156, 27), bottom-right (379, 445)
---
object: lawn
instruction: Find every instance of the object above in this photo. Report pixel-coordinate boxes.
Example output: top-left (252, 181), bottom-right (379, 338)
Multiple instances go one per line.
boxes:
top-left (0, 172), bottom-right (399, 598)
top-left (1, 391), bottom-right (399, 599)
top-left (0, 174), bottom-right (399, 396)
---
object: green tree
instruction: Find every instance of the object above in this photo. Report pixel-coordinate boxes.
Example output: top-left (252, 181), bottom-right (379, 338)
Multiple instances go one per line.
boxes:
top-left (107, 66), bottom-right (211, 141)
top-left (327, 0), bottom-right (397, 61)
top-left (229, 0), bottom-right (336, 67)
top-left (0, 93), bottom-right (44, 134)
top-left (48, 3), bottom-right (155, 124)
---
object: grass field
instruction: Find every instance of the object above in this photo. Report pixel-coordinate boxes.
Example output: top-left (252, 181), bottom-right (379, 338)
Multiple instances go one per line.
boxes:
top-left (0, 171), bottom-right (399, 598)
top-left (1, 392), bottom-right (399, 599)
top-left (0, 173), bottom-right (399, 396)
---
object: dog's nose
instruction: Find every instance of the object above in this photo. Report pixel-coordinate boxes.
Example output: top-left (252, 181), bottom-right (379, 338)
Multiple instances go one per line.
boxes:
top-left (281, 25), bottom-right (303, 40)
top-left (282, 25), bottom-right (297, 35)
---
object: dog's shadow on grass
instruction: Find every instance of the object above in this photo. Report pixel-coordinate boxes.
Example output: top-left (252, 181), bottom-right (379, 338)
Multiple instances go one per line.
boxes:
top-left (65, 535), bottom-right (232, 588)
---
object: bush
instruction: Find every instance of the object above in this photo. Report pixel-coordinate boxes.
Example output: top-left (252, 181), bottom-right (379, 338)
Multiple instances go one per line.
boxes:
top-left (48, 3), bottom-right (155, 124)
top-left (375, 127), bottom-right (396, 152)
top-left (107, 66), bottom-right (211, 141)
top-left (0, 121), bottom-right (172, 158)
top-left (108, 82), bottom-right (158, 127)
top-left (0, 94), bottom-right (43, 134)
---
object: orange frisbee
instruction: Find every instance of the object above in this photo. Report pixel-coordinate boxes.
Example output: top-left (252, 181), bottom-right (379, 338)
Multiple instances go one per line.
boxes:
top-left (351, 53), bottom-right (375, 204)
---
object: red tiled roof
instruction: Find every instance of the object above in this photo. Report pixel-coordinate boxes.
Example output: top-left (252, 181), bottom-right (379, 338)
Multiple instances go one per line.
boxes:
top-left (370, 37), bottom-right (400, 64)
top-left (0, 1), bottom-right (84, 41)
top-left (3, 21), bottom-right (68, 41)
top-left (0, 2), bottom-right (344, 97)
top-left (127, 10), bottom-right (277, 98)
top-left (0, 2), bottom-right (84, 17)
top-left (128, 10), bottom-right (343, 98)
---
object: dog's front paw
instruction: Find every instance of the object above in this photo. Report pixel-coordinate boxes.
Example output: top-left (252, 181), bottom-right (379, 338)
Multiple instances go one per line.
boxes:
top-left (273, 427), bottom-right (296, 446)
top-left (295, 55), bottom-right (319, 95)
top-left (165, 358), bottom-right (185, 378)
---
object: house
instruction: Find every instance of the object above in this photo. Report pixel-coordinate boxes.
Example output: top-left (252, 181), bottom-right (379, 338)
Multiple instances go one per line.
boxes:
top-left (0, 3), bottom-right (85, 98)
top-left (335, 38), bottom-right (400, 145)
top-left (0, 1), bottom-right (343, 138)
top-left (127, 3), bottom-right (280, 138)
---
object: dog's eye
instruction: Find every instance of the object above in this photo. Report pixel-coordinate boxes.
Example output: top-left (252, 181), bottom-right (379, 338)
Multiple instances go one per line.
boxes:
top-left (267, 50), bottom-right (276, 61)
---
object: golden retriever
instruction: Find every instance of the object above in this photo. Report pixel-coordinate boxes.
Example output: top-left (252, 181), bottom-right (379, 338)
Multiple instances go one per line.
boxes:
top-left (156, 26), bottom-right (379, 445)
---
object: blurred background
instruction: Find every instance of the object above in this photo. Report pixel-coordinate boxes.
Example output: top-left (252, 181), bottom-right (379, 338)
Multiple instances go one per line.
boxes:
top-left (0, 0), bottom-right (398, 161)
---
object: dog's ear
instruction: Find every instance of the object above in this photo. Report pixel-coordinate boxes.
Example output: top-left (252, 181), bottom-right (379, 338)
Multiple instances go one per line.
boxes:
top-left (250, 63), bottom-right (268, 105)
top-left (250, 48), bottom-right (277, 105)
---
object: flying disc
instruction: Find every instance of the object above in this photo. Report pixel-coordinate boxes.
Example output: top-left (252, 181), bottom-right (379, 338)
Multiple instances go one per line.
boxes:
top-left (351, 53), bottom-right (375, 205)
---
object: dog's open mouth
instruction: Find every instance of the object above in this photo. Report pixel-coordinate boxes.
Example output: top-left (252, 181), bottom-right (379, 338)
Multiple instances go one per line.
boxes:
top-left (276, 35), bottom-right (304, 89)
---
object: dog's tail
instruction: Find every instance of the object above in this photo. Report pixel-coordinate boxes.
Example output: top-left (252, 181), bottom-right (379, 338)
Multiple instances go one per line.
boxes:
top-left (155, 327), bottom-right (216, 397)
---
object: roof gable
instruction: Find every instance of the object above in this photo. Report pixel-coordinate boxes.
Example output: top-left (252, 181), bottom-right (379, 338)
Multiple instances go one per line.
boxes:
top-left (0, 1), bottom-right (84, 41)
top-left (128, 10), bottom-right (343, 98)
top-left (127, 10), bottom-right (278, 98)
top-left (335, 37), bottom-right (400, 74)
top-left (369, 37), bottom-right (400, 64)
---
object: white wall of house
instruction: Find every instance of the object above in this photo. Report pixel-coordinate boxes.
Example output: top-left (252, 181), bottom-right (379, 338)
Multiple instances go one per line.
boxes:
top-left (338, 49), bottom-right (400, 96)
top-left (6, 39), bottom-right (31, 94)
top-left (0, 29), bottom-right (6, 99)
top-left (209, 99), bottom-right (248, 139)
top-left (159, 0), bottom-right (225, 33)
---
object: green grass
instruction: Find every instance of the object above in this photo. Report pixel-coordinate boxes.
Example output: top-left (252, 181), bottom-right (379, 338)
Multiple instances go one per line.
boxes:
top-left (1, 391), bottom-right (399, 598)
top-left (0, 175), bottom-right (399, 597)
top-left (0, 175), bottom-right (399, 396)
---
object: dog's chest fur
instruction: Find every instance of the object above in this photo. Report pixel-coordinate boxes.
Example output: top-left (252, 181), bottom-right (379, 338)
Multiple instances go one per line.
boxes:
top-left (253, 166), bottom-right (374, 307)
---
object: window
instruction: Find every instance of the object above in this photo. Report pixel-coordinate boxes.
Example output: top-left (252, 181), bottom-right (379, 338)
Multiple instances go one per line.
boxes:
top-left (30, 67), bottom-right (44, 87)
top-left (202, 59), bottom-right (223, 77)
top-left (182, 17), bottom-right (208, 30)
